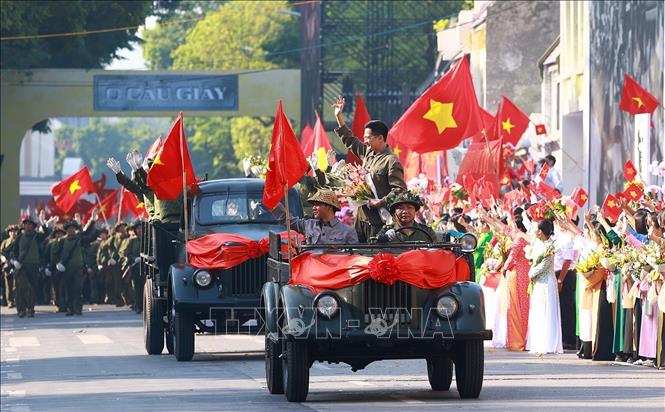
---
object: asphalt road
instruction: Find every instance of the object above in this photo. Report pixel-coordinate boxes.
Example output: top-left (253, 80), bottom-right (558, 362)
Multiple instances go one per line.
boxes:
top-left (1, 305), bottom-right (663, 412)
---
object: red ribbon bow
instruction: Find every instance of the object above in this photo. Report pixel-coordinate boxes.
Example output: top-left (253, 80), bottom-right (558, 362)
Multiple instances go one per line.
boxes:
top-left (367, 253), bottom-right (399, 285)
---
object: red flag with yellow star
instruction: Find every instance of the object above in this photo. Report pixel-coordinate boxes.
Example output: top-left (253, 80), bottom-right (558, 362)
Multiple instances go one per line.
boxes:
top-left (623, 183), bottom-right (644, 202)
top-left (348, 92), bottom-right (372, 165)
top-left (471, 107), bottom-right (496, 143)
top-left (619, 74), bottom-right (660, 116)
top-left (388, 56), bottom-right (482, 153)
top-left (120, 188), bottom-right (148, 219)
top-left (535, 124), bottom-right (547, 135)
top-left (51, 166), bottom-right (95, 213)
top-left (147, 113), bottom-right (197, 200)
top-left (301, 113), bottom-right (333, 171)
top-left (571, 187), bottom-right (589, 207)
top-left (623, 160), bottom-right (638, 182)
top-left (86, 189), bottom-right (118, 222)
top-left (602, 194), bottom-right (621, 222)
top-left (492, 96), bottom-right (530, 146)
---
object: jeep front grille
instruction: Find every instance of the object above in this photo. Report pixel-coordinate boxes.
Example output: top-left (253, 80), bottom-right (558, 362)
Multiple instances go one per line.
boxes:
top-left (228, 256), bottom-right (266, 297)
top-left (362, 280), bottom-right (412, 325)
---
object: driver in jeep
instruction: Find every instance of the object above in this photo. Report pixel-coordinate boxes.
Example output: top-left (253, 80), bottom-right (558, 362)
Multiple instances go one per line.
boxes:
top-left (376, 191), bottom-right (436, 243)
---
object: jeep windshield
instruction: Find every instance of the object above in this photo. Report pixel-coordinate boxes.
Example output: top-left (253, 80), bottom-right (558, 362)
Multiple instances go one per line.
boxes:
top-left (196, 191), bottom-right (299, 226)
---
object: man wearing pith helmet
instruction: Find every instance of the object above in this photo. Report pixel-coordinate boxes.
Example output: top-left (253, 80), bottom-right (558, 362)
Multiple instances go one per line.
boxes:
top-left (376, 191), bottom-right (436, 243)
top-left (274, 189), bottom-right (358, 245)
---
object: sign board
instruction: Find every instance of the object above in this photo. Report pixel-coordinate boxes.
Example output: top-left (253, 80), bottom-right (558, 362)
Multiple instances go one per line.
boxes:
top-left (93, 75), bottom-right (238, 111)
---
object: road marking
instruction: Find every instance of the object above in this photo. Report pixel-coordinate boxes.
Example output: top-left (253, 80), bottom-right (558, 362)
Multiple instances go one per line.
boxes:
top-left (350, 381), bottom-right (373, 387)
top-left (389, 394), bottom-right (426, 404)
top-left (2, 331), bottom-right (15, 336)
top-left (6, 372), bottom-right (23, 379)
top-left (6, 390), bottom-right (26, 397)
top-left (77, 334), bottom-right (112, 344)
top-left (3, 357), bottom-right (20, 363)
top-left (3, 346), bottom-right (18, 353)
top-left (9, 406), bottom-right (31, 412)
top-left (9, 337), bottom-right (39, 347)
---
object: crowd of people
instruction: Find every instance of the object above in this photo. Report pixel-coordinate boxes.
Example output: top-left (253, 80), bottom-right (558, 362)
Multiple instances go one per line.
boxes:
top-left (1, 209), bottom-right (145, 317)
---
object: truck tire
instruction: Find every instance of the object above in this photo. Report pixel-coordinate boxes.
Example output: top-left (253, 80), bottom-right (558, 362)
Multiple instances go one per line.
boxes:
top-left (143, 278), bottom-right (164, 355)
top-left (454, 339), bottom-right (484, 398)
top-left (427, 357), bottom-right (453, 391)
top-left (282, 335), bottom-right (309, 402)
top-left (265, 335), bottom-right (284, 394)
top-left (172, 298), bottom-right (194, 361)
top-left (165, 326), bottom-right (175, 355)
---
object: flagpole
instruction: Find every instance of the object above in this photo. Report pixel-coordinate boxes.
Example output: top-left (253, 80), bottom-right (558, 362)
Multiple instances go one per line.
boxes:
top-left (117, 190), bottom-right (124, 222)
top-left (179, 113), bottom-right (189, 244)
top-left (94, 192), bottom-right (109, 226)
top-left (284, 182), bottom-right (293, 264)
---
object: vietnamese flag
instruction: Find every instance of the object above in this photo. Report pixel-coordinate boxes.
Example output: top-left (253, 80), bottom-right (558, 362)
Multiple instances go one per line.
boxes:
top-left (471, 107), bottom-right (496, 143)
top-left (299, 122), bottom-right (313, 154)
top-left (623, 160), bottom-right (638, 182)
top-left (619, 74), bottom-right (660, 116)
top-left (535, 180), bottom-right (560, 201)
top-left (120, 188), bottom-right (148, 219)
top-left (348, 92), bottom-right (371, 165)
top-left (146, 136), bottom-right (163, 161)
top-left (388, 56), bottom-right (482, 153)
top-left (263, 100), bottom-right (308, 210)
top-left (492, 96), bottom-right (530, 147)
top-left (538, 162), bottom-right (551, 181)
top-left (302, 113), bottom-right (332, 171)
top-left (147, 113), bottom-right (197, 200)
top-left (86, 189), bottom-right (118, 222)
top-left (535, 124), bottom-right (547, 135)
top-left (51, 166), bottom-right (95, 213)
top-left (623, 183), bottom-right (644, 202)
top-left (571, 187), bottom-right (589, 207)
top-left (93, 174), bottom-right (106, 195)
top-left (602, 193), bottom-right (621, 222)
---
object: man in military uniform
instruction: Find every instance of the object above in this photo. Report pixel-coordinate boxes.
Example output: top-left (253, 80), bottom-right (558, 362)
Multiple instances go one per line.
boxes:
top-left (119, 221), bottom-right (143, 313)
top-left (95, 229), bottom-right (113, 304)
top-left (52, 210), bottom-right (99, 315)
top-left (11, 217), bottom-right (51, 317)
top-left (1, 225), bottom-right (20, 308)
top-left (332, 96), bottom-right (407, 242)
top-left (275, 189), bottom-right (358, 245)
top-left (85, 228), bottom-right (104, 304)
top-left (376, 191), bottom-right (437, 243)
top-left (43, 226), bottom-right (65, 310)
top-left (97, 222), bottom-right (128, 306)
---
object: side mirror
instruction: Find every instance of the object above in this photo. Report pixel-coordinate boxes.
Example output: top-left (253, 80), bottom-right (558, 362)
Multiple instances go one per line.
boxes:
top-left (268, 231), bottom-right (281, 260)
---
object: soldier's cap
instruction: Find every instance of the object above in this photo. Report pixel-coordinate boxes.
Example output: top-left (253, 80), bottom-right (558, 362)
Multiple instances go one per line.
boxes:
top-left (63, 220), bottom-right (80, 230)
top-left (6, 224), bottom-right (19, 232)
top-left (21, 216), bottom-right (36, 225)
top-left (114, 221), bottom-right (128, 231)
top-left (388, 190), bottom-right (423, 213)
top-left (52, 226), bottom-right (66, 235)
top-left (307, 189), bottom-right (341, 211)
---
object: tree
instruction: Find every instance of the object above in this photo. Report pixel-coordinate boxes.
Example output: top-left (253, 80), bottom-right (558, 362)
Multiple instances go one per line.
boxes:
top-left (229, 117), bottom-right (274, 165)
top-left (186, 117), bottom-right (238, 179)
top-left (1, 0), bottom-right (152, 69)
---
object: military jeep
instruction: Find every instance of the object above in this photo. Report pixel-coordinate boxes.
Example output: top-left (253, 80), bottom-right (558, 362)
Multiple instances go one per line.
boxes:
top-left (262, 231), bottom-right (491, 401)
top-left (141, 178), bottom-right (302, 361)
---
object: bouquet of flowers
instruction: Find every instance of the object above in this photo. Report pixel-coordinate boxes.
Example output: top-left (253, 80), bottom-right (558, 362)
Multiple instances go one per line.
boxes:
top-left (450, 183), bottom-right (468, 201)
top-left (242, 155), bottom-right (268, 179)
top-left (335, 163), bottom-right (373, 204)
top-left (575, 249), bottom-right (602, 276)
top-left (648, 160), bottom-right (665, 178)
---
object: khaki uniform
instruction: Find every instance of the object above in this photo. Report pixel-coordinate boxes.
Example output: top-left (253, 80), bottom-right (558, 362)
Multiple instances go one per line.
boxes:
top-left (1, 237), bottom-right (17, 307)
top-left (52, 223), bottom-right (97, 314)
top-left (377, 222), bottom-right (437, 243)
top-left (85, 240), bottom-right (103, 304)
top-left (97, 234), bottom-right (126, 305)
top-left (119, 235), bottom-right (142, 312)
top-left (335, 125), bottom-right (406, 241)
top-left (43, 237), bottom-right (63, 310)
top-left (12, 231), bottom-right (49, 314)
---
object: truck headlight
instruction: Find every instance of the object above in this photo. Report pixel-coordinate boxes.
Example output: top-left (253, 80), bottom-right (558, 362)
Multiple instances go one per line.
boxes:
top-left (193, 270), bottom-right (212, 288)
top-left (436, 294), bottom-right (459, 319)
top-left (459, 233), bottom-right (477, 252)
top-left (314, 293), bottom-right (340, 319)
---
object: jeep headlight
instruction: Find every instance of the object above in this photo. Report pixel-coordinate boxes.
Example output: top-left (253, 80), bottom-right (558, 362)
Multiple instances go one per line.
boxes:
top-left (436, 294), bottom-right (459, 319)
top-left (459, 233), bottom-right (477, 252)
top-left (315, 293), bottom-right (340, 319)
top-left (193, 270), bottom-right (212, 288)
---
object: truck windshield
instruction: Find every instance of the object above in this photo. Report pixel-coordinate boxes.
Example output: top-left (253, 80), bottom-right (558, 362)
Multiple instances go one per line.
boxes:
top-left (197, 191), bottom-right (299, 225)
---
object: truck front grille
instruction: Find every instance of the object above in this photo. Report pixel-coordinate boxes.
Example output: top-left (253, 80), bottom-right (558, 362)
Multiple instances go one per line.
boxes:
top-left (228, 256), bottom-right (266, 297)
top-left (362, 280), bottom-right (412, 325)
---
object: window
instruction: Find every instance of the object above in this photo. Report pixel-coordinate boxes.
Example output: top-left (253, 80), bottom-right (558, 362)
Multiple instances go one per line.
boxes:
top-left (196, 191), bottom-right (300, 226)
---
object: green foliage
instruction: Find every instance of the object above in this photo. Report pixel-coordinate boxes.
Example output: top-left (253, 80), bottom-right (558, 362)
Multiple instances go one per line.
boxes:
top-left (229, 117), bottom-right (273, 164)
top-left (54, 118), bottom-right (169, 182)
top-left (171, 0), bottom-right (296, 70)
top-left (186, 117), bottom-right (238, 179)
top-left (0, 0), bottom-right (152, 69)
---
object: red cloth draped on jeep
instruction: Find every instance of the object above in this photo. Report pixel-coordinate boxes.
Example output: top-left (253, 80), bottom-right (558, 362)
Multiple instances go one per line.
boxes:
top-left (186, 232), bottom-right (301, 270)
top-left (289, 250), bottom-right (470, 292)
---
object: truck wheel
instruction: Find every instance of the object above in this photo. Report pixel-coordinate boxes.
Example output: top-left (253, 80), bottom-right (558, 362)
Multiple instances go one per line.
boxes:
top-left (282, 337), bottom-right (309, 402)
top-left (173, 307), bottom-right (195, 361)
top-left (454, 340), bottom-right (484, 398)
top-left (143, 278), bottom-right (164, 355)
top-left (427, 357), bottom-right (453, 391)
top-left (165, 325), bottom-right (175, 355)
top-left (265, 335), bottom-right (284, 394)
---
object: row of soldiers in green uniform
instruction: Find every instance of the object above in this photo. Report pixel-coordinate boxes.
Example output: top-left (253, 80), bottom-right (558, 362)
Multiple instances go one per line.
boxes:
top-left (0, 209), bottom-right (145, 317)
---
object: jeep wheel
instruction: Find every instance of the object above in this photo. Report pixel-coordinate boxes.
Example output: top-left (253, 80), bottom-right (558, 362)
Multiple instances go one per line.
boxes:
top-left (171, 288), bottom-right (194, 361)
top-left (454, 340), bottom-right (484, 398)
top-left (282, 338), bottom-right (309, 402)
top-left (265, 335), bottom-right (284, 394)
top-left (143, 278), bottom-right (164, 355)
top-left (427, 357), bottom-right (453, 391)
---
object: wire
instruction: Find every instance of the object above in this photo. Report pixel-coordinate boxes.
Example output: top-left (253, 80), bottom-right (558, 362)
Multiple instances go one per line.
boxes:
top-left (0, 0), bottom-right (320, 41)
